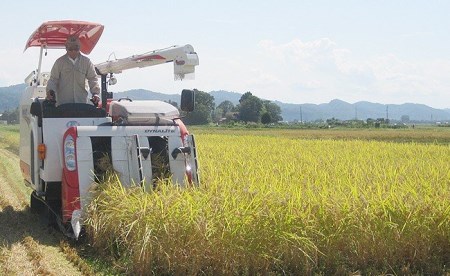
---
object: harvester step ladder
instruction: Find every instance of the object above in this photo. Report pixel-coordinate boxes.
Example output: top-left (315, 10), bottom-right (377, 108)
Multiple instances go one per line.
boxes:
top-left (133, 134), bottom-right (147, 186)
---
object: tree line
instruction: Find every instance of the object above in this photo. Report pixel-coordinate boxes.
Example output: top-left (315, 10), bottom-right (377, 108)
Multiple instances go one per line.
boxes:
top-left (182, 90), bottom-right (283, 125)
top-left (0, 108), bottom-right (19, 124)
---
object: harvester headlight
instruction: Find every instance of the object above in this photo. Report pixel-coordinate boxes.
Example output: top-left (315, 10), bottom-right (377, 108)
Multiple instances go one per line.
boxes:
top-left (64, 135), bottom-right (76, 171)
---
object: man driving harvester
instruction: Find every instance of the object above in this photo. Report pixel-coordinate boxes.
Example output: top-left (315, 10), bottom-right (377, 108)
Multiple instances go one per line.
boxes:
top-left (46, 35), bottom-right (100, 106)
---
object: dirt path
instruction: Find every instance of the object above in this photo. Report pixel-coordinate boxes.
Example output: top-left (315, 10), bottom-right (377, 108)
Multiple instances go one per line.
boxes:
top-left (0, 147), bottom-right (86, 276)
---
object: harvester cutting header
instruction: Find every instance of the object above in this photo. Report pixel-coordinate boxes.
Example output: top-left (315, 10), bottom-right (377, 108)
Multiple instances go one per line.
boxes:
top-left (20, 20), bottom-right (200, 239)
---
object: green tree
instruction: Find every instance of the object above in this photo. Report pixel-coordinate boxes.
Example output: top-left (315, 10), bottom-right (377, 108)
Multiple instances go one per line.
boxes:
top-left (217, 100), bottom-right (235, 117)
top-left (212, 107), bottom-right (223, 123)
top-left (366, 118), bottom-right (375, 126)
top-left (262, 100), bottom-right (283, 122)
top-left (261, 112), bottom-right (272, 124)
top-left (239, 92), bottom-right (253, 103)
top-left (238, 92), bottom-right (263, 123)
top-left (182, 89), bottom-right (215, 125)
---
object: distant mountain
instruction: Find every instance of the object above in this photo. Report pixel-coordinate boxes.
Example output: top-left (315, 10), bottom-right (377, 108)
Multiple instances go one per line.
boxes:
top-left (2, 85), bottom-right (449, 122)
top-left (276, 99), bottom-right (450, 122)
top-left (0, 84), bottom-right (26, 112)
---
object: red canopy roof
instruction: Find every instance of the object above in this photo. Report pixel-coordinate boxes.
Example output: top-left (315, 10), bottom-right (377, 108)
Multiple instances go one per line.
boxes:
top-left (25, 20), bottom-right (104, 54)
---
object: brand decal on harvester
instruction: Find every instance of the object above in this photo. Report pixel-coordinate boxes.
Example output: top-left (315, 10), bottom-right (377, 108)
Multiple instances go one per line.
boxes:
top-left (144, 129), bottom-right (175, 133)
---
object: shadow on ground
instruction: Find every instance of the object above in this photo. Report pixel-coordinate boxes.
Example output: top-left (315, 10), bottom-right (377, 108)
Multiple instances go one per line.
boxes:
top-left (0, 205), bottom-right (67, 249)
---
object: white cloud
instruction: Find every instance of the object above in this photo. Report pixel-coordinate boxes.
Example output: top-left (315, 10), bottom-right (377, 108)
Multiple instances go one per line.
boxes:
top-left (245, 69), bottom-right (282, 89)
top-left (258, 38), bottom-right (338, 73)
top-left (254, 38), bottom-right (450, 108)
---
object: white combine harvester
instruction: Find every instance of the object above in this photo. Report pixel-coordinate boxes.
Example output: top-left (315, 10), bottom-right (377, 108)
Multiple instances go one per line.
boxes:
top-left (19, 20), bottom-right (200, 238)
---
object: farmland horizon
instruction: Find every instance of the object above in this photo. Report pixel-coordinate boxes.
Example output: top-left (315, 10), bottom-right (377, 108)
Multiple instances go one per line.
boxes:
top-left (2, 83), bottom-right (449, 122)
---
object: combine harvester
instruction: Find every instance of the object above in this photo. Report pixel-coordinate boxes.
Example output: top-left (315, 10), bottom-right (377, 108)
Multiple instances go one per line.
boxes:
top-left (19, 20), bottom-right (200, 238)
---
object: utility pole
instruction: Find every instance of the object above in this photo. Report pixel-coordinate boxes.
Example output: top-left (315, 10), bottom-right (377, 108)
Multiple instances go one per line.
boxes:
top-left (300, 106), bottom-right (303, 123)
top-left (386, 105), bottom-right (389, 121)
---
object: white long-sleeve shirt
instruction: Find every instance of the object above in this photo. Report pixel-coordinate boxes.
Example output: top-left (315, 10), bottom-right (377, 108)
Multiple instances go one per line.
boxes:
top-left (46, 53), bottom-right (100, 105)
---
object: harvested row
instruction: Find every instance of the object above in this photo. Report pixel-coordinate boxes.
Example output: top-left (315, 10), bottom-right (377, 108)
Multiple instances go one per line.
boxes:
top-left (0, 127), bottom-right (85, 276)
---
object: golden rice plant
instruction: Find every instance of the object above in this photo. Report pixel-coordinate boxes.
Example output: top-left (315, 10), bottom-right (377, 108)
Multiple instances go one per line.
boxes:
top-left (85, 132), bottom-right (450, 275)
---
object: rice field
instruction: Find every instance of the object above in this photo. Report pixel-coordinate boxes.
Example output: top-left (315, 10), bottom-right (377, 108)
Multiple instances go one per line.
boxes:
top-left (0, 125), bottom-right (19, 154)
top-left (86, 127), bottom-right (450, 275)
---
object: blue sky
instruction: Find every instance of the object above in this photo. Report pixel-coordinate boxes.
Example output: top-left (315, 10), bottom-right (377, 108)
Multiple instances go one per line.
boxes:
top-left (1, 1), bottom-right (449, 108)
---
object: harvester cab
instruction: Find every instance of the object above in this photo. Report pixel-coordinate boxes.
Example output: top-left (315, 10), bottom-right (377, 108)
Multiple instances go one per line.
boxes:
top-left (19, 20), bottom-right (200, 239)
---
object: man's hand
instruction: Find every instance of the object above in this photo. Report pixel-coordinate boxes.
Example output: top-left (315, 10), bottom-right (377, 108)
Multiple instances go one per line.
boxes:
top-left (91, 94), bottom-right (100, 107)
top-left (46, 90), bottom-right (56, 102)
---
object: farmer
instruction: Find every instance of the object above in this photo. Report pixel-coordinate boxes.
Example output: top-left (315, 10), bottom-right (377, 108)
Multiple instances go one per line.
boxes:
top-left (46, 35), bottom-right (100, 106)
